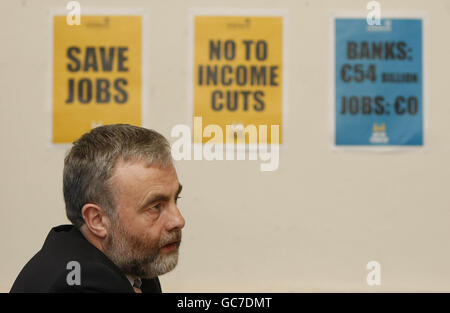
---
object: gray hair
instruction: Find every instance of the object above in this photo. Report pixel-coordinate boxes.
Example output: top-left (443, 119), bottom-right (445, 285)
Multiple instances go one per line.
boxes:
top-left (63, 124), bottom-right (173, 228)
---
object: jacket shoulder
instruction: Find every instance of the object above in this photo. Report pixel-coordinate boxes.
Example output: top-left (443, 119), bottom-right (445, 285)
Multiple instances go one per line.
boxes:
top-left (49, 261), bottom-right (134, 293)
top-left (11, 225), bottom-right (132, 293)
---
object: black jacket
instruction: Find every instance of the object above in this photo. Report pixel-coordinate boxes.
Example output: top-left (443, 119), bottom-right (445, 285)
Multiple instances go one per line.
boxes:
top-left (10, 224), bottom-right (162, 293)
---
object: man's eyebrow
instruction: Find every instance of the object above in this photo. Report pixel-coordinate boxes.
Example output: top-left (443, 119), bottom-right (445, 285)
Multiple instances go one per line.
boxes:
top-left (176, 184), bottom-right (183, 197)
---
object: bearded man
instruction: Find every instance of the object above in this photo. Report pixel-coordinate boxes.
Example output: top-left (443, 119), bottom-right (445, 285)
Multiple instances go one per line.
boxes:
top-left (10, 124), bottom-right (185, 293)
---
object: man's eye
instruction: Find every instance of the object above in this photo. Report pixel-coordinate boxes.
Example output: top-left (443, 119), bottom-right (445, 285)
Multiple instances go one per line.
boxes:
top-left (150, 203), bottom-right (162, 211)
top-left (175, 196), bottom-right (182, 203)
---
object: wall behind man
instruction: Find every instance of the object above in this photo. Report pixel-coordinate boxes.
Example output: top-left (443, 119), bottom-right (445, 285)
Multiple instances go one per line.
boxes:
top-left (1, 0), bottom-right (450, 292)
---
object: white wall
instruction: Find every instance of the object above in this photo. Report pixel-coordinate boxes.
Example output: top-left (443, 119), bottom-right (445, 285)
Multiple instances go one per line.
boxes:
top-left (1, 0), bottom-right (450, 292)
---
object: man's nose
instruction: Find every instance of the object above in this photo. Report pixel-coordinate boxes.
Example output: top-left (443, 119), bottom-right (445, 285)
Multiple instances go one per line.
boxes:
top-left (167, 204), bottom-right (185, 231)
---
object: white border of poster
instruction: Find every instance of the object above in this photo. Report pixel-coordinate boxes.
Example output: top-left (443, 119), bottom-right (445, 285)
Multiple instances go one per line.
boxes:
top-left (187, 8), bottom-right (289, 154)
top-left (330, 11), bottom-right (428, 152)
top-left (46, 8), bottom-right (148, 149)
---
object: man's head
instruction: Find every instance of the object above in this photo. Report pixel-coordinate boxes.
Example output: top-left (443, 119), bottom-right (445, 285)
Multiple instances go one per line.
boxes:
top-left (63, 124), bottom-right (185, 279)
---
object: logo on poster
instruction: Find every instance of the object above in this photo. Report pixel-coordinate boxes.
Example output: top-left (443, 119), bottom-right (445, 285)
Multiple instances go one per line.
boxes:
top-left (367, 19), bottom-right (392, 32)
top-left (369, 123), bottom-right (389, 144)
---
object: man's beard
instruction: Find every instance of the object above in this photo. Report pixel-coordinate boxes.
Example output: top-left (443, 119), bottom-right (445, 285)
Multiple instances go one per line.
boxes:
top-left (103, 219), bottom-right (182, 279)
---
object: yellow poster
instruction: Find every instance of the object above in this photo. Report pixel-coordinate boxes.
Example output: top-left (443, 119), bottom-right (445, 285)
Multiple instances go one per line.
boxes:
top-left (193, 15), bottom-right (284, 144)
top-left (52, 15), bottom-right (142, 143)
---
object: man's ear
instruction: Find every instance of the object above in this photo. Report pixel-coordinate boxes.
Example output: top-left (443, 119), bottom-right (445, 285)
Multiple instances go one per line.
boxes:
top-left (81, 203), bottom-right (110, 238)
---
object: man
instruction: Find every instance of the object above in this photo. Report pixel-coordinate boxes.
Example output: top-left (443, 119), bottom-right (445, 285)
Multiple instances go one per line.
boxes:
top-left (10, 124), bottom-right (185, 293)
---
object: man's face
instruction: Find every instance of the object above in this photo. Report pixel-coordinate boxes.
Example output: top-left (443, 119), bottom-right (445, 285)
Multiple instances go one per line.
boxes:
top-left (103, 159), bottom-right (185, 279)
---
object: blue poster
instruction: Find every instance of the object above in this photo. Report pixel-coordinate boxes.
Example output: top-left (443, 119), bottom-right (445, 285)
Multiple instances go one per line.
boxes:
top-left (335, 18), bottom-right (423, 146)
